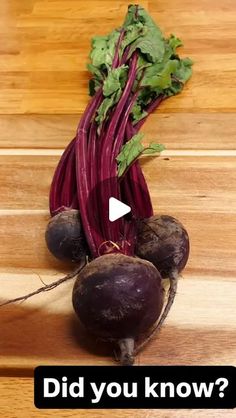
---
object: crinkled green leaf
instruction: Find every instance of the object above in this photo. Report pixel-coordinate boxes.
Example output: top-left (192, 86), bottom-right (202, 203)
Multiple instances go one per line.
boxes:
top-left (120, 22), bottom-right (146, 55)
top-left (90, 30), bottom-right (120, 70)
top-left (165, 82), bottom-right (183, 96)
top-left (174, 57), bottom-right (193, 82)
top-left (103, 65), bottom-right (128, 97)
top-left (133, 35), bottom-right (165, 63)
top-left (122, 5), bottom-right (165, 63)
top-left (131, 103), bottom-right (148, 123)
top-left (168, 34), bottom-right (183, 52)
top-left (88, 5), bottom-right (193, 127)
top-left (141, 59), bottom-right (179, 89)
top-left (123, 4), bottom-right (138, 27)
top-left (95, 89), bottom-right (121, 125)
top-left (117, 133), bottom-right (144, 176)
top-left (87, 63), bottom-right (103, 96)
top-left (123, 5), bottom-right (162, 38)
top-left (106, 30), bottom-right (121, 68)
top-left (90, 36), bottom-right (108, 68)
top-left (164, 57), bottom-right (193, 96)
top-left (87, 63), bottom-right (104, 80)
top-left (162, 35), bottom-right (182, 62)
top-left (119, 66), bottom-right (129, 89)
top-left (136, 87), bottom-right (154, 107)
top-left (141, 61), bottom-right (163, 81)
top-left (95, 66), bottom-right (128, 124)
top-left (117, 133), bottom-right (144, 162)
top-left (117, 132), bottom-right (164, 177)
top-left (89, 78), bottom-right (101, 97)
top-left (95, 96), bottom-right (114, 124)
top-left (117, 160), bottom-right (126, 178)
top-left (137, 54), bottom-right (152, 71)
top-left (142, 143), bottom-right (165, 154)
top-left (128, 7), bottom-right (165, 62)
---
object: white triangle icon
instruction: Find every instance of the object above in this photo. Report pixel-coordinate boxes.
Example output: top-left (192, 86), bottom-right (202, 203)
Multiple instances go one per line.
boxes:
top-left (109, 197), bottom-right (131, 222)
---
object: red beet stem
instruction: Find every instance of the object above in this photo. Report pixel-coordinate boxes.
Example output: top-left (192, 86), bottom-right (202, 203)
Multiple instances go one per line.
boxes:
top-left (49, 23), bottom-right (166, 258)
top-left (99, 53), bottom-right (138, 246)
top-left (49, 137), bottom-right (76, 215)
top-left (112, 30), bottom-right (125, 69)
top-left (60, 141), bottom-right (78, 210)
top-left (76, 90), bottom-right (103, 257)
top-left (134, 95), bottom-right (164, 131)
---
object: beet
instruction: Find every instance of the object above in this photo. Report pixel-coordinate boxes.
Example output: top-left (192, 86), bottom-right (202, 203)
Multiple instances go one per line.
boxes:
top-left (72, 253), bottom-right (164, 364)
top-left (133, 215), bottom-right (190, 354)
top-left (45, 209), bottom-right (88, 262)
top-left (135, 215), bottom-right (190, 278)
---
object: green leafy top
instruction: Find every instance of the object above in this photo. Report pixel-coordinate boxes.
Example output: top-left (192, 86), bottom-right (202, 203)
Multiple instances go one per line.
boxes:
top-left (116, 133), bottom-right (165, 177)
top-left (88, 4), bottom-right (193, 126)
top-left (95, 66), bottom-right (128, 125)
top-left (124, 6), bottom-right (165, 63)
top-left (103, 65), bottom-right (128, 97)
top-left (90, 30), bottom-right (120, 71)
top-left (88, 29), bottom-right (121, 97)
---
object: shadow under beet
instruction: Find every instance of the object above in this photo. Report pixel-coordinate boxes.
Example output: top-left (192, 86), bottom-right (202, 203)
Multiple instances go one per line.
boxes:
top-left (0, 301), bottom-right (235, 368)
top-left (69, 315), bottom-right (113, 358)
top-left (0, 301), bottom-right (114, 365)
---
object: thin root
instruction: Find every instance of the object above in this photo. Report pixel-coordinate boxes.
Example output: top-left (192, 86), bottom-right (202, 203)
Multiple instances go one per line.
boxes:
top-left (134, 270), bottom-right (179, 355)
top-left (35, 272), bottom-right (47, 286)
top-left (0, 261), bottom-right (86, 308)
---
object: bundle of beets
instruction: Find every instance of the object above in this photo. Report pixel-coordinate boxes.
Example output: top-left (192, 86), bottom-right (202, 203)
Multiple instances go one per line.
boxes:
top-left (4, 5), bottom-right (192, 365)
top-left (47, 4), bottom-right (192, 365)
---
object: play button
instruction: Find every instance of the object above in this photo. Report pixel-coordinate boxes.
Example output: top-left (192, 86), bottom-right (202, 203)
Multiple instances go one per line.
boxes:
top-left (87, 177), bottom-right (150, 241)
top-left (109, 197), bottom-right (131, 222)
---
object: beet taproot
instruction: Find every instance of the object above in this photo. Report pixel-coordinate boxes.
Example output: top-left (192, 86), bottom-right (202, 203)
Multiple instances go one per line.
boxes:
top-left (45, 209), bottom-right (88, 262)
top-left (72, 253), bottom-right (164, 364)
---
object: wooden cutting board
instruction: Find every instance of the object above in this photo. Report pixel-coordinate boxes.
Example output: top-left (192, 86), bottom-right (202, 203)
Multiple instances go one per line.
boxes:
top-left (0, 0), bottom-right (235, 417)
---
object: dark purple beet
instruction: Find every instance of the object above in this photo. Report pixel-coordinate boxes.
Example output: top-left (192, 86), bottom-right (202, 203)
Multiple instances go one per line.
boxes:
top-left (135, 215), bottom-right (190, 278)
top-left (45, 209), bottom-right (88, 262)
top-left (72, 254), bottom-right (164, 364)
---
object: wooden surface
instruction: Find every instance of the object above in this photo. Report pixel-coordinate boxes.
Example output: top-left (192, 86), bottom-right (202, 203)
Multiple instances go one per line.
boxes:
top-left (0, 0), bottom-right (236, 417)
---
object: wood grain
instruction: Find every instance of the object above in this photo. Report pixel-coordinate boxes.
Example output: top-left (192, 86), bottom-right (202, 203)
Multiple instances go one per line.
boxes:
top-left (0, 155), bottom-right (57, 209)
top-left (2, 71), bottom-right (236, 114)
top-left (1, 113), bottom-right (236, 149)
top-left (0, 274), bottom-right (235, 368)
top-left (0, 155), bottom-right (235, 210)
top-left (0, 0), bottom-right (236, 416)
top-left (0, 155), bottom-right (235, 273)
top-left (0, 211), bottom-right (235, 276)
top-left (0, 1), bottom-right (236, 113)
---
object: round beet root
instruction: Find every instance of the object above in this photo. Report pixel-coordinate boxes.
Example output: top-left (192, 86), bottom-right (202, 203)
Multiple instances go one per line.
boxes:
top-left (72, 254), bottom-right (164, 363)
top-left (45, 209), bottom-right (88, 262)
top-left (135, 215), bottom-right (190, 278)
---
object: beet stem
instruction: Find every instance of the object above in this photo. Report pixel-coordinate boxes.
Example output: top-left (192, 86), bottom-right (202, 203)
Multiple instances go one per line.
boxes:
top-left (112, 30), bottom-right (125, 68)
top-left (76, 90), bottom-right (103, 257)
top-left (49, 137), bottom-right (76, 215)
top-left (99, 53), bottom-right (138, 246)
top-left (118, 338), bottom-right (135, 366)
top-left (134, 270), bottom-right (179, 355)
top-left (123, 121), bottom-right (153, 218)
top-left (133, 94), bottom-right (164, 132)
